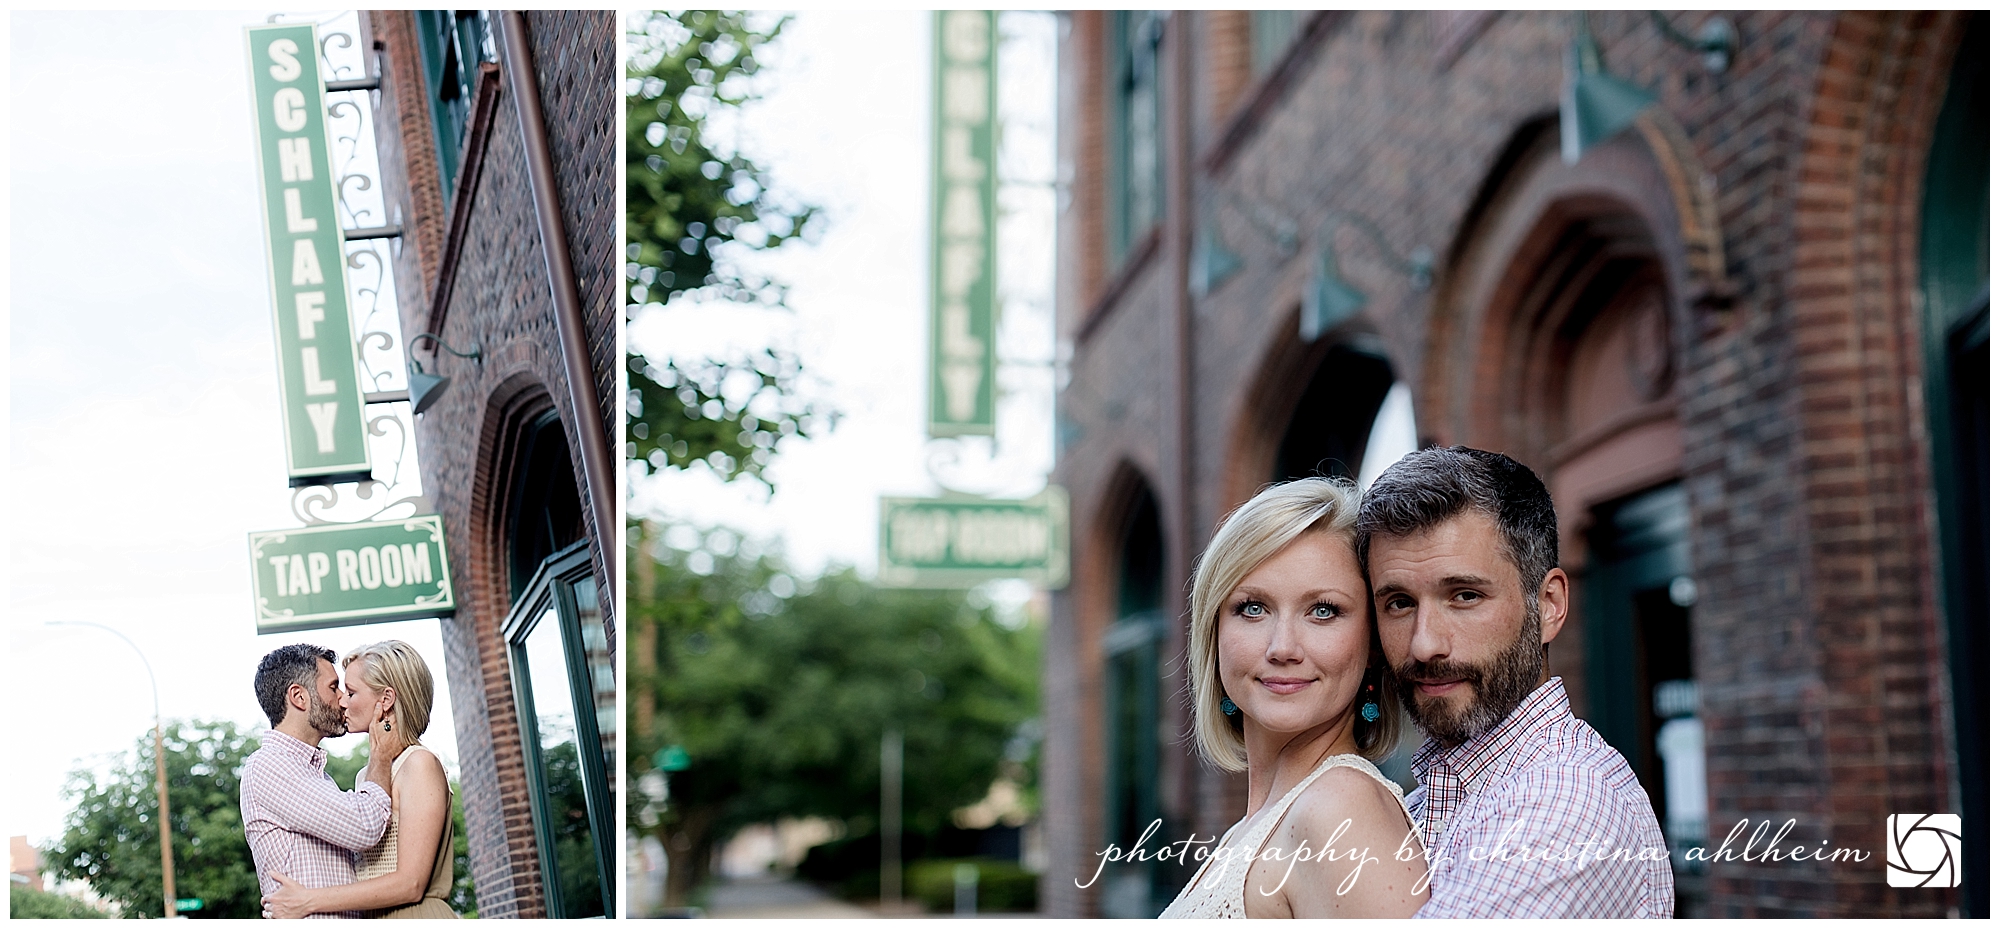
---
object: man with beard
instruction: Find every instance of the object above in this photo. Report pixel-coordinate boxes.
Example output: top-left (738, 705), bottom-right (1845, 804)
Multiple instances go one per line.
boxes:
top-left (240, 644), bottom-right (396, 918)
top-left (1358, 447), bottom-right (1672, 917)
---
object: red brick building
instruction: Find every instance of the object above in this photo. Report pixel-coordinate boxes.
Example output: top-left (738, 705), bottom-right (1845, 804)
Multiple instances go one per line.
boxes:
top-left (361, 10), bottom-right (618, 917)
top-left (1044, 10), bottom-right (1985, 917)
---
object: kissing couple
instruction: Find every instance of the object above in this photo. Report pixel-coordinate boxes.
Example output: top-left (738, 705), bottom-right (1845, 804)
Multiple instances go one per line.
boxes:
top-left (1160, 446), bottom-right (1674, 918)
top-left (240, 641), bottom-right (459, 918)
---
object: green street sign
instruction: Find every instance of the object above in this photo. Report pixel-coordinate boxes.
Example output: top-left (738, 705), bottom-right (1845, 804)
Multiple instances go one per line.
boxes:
top-left (654, 745), bottom-right (690, 772)
top-left (175, 899), bottom-right (203, 913)
top-left (246, 23), bottom-right (371, 485)
top-left (879, 488), bottom-right (1069, 588)
top-left (927, 10), bottom-right (998, 437)
top-left (249, 516), bottom-right (456, 634)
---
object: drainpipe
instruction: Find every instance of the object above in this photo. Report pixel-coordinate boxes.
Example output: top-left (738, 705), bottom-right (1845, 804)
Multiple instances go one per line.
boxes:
top-left (1160, 10), bottom-right (1198, 836)
top-left (495, 11), bottom-right (619, 595)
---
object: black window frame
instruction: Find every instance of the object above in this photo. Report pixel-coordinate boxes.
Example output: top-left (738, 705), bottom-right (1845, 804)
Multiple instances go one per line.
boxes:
top-left (502, 539), bottom-right (616, 918)
top-left (414, 10), bottom-right (495, 204)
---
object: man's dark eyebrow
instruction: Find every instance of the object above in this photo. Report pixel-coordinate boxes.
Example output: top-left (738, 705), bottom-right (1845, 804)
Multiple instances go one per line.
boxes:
top-left (1373, 575), bottom-right (1495, 599)
top-left (1372, 581), bottom-right (1409, 600)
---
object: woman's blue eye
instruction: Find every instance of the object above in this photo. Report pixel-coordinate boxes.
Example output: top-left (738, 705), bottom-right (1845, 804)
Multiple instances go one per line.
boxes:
top-left (1310, 604), bottom-right (1336, 619)
top-left (1237, 602), bottom-right (1265, 617)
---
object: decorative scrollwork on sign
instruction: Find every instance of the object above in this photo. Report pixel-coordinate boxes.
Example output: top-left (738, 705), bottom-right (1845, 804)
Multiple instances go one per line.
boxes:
top-left (284, 9), bottom-right (429, 528)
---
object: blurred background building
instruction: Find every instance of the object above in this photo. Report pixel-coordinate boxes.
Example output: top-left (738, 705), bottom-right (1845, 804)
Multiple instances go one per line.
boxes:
top-left (361, 9), bottom-right (619, 918)
top-left (1044, 10), bottom-right (1985, 918)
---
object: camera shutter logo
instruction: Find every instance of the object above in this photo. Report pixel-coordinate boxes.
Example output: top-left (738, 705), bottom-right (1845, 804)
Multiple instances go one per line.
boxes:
top-left (1885, 814), bottom-right (1960, 887)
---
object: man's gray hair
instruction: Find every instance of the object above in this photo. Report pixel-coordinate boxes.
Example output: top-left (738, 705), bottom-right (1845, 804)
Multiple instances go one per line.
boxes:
top-left (254, 644), bottom-right (336, 728)
top-left (1357, 446), bottom-right (1559, 601)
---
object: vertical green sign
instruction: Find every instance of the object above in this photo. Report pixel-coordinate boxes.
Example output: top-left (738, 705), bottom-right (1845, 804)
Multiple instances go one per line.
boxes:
top-left (247, 23), bottom-right (371, 485)
top-left (929, 10), bottom-right (999, 437)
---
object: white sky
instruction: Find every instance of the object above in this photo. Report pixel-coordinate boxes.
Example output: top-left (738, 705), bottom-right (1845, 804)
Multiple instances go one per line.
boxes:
top-left (10, 11), bottom-right (459, 846)
top-left (626, 11), bottom-right (1061, 590)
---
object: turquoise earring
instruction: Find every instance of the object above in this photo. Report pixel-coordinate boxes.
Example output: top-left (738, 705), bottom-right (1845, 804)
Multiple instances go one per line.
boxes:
top-left (1221, 696), bottom-right (1239, 716)
top-left (1360, 679), bottom-right (1380, 723)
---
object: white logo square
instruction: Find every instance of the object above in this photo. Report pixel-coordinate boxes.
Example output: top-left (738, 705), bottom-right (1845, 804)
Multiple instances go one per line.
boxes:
top-left (1886, 814), bottom-right (1961, 887)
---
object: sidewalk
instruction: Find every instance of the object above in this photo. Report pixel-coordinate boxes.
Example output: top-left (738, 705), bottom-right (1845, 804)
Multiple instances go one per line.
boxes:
top-left (703, 875), bottom-right (877, 919)
top-left (700, 875), bottom-right (1037, 919)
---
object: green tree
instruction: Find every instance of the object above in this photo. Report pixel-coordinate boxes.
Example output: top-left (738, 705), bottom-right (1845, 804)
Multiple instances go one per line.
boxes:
top-left (626, 10), bottom-right (828, 487)
top-left (9, 885), bottom-right (113, 919)
top-left (324, 743), bottom-right (477, 916)
top-left (46, 720), bottom-right (261, 919)
top-left (627, 525), bottom-right (1041, 907)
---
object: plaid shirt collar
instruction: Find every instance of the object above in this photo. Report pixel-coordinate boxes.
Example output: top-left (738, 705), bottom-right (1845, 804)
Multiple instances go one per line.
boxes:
top-left (1411, 676), bottom-right (1572, 848)
top-left (260, 728), bottom-right (330, 772)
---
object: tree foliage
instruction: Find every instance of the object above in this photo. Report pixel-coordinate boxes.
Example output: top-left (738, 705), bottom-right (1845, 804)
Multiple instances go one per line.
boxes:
top-left (10, 886), bottom-right (113, 919)
top-left (627, 523), bottom-right (1041, 906)
top-left (47, 720), bottom-right (262, 919)
top-left (626, 10), bottom-right (827, 488)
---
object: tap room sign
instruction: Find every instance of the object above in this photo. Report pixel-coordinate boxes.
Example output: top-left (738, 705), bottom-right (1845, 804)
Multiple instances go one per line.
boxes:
top-left (247, 23), bottom-right (371, 486)
top-left (249, 516), bottom-right (457, 633)
top-left (878, 488), bottom-right (1069, 588)
top-left (928, 10), bottom-right (999, 437)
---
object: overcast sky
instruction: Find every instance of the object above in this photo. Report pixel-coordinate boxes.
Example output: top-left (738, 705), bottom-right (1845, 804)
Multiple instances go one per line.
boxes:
top-left (10, 11), bottom-right (459, 846)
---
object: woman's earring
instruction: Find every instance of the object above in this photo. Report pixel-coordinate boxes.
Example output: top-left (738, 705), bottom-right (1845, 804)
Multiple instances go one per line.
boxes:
top-left (1360, 680), bottom-right (1381, 723)
top-left (383, 716), bottom-right (392, 731)
top-left (1221, 696), bottom-right (1239, 717)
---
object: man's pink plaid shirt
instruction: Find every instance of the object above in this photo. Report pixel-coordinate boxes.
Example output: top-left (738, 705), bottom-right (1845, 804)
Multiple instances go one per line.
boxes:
top-left (240, 729), bottom-right (392, 919)
top-left (1404, 677), bottom-right (1675, 918)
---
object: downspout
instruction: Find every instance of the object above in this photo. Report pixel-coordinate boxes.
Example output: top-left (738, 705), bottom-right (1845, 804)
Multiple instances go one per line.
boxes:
top-left (495, 11), bottom-right (619, 598)
top-left (1159, 10), bottom-right (1198, 837)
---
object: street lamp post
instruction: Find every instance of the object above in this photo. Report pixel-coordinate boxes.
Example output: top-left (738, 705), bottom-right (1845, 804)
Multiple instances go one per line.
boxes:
top-left (46, 621), bottom-right (175, 919)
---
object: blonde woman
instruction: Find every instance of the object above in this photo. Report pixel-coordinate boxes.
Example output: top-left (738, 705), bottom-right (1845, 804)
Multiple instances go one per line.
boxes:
top-left (1161, 478), bottom-right (1429, 919)
top-left (264, 640), bottom-right (459, 919)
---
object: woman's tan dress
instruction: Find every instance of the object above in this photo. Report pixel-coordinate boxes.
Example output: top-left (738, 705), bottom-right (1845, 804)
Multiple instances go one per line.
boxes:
top-left (355, 745), bottom-right (459, 919)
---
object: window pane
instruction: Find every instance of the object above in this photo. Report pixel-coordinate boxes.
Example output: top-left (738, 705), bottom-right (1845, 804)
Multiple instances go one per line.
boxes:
top-left (572, 575), bottom-right (616, 789)
top-left (522, 606), bottom-right (606, 918)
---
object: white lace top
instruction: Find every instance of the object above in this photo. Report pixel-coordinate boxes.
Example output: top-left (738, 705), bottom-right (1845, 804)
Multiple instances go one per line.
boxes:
top-left (1159, 753), bottom-right (1421, 919)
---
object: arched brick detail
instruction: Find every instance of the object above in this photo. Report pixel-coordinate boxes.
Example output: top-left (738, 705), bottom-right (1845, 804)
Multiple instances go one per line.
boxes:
top-left (1041, 457), bottom-right (1163, 917)
top-left (450, 367), bottom-right (559, 919)
top-left (1763, 9), bottom-right (1967, 916)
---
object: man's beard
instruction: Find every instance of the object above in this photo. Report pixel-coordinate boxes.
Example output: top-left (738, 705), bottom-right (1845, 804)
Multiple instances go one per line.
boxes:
top-left (308, 691), bottom-right (348, 738)
top-left (1395, 599), bottom-right (1545, 747)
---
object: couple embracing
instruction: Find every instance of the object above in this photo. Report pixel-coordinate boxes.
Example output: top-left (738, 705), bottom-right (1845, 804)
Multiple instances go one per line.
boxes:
top-left (240, 641), bottom-right (458, 919)
top-left (1160, 446), bottom-right (1674, 919)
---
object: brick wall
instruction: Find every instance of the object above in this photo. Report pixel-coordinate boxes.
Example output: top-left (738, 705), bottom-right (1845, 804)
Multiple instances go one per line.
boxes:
top-left (365, 10), bottom-right (616, 919)
top-left (1051, 10), bottom-right (1973, 917)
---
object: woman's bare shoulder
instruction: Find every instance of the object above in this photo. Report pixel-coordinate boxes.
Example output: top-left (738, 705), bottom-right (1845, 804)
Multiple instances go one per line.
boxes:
top-left (1292, 762), bottom-right (1408, 835)
top-left (393, 745), bottom-right (447, 786)
top-left (1277, 762), bottom-right (1428, 917)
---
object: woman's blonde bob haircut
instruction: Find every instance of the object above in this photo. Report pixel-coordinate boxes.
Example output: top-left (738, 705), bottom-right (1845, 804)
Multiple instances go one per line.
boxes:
top-left (342, 639), bottom-right (436, 739)
top-left (1187, 477), bottom-right (1403, 771)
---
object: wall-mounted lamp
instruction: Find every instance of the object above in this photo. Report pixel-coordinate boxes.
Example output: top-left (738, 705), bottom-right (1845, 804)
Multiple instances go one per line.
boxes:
top-left (1301, 213), bottom-right (1433, 341)
top-left (1561, 12), bottom-right (1658, 165)
top-left (1190, 217), bottom-right (1245, 298)
top-left (1562, 12), bottom-right (1739, 165)
top-left (405, 333), bottom-right (481, 415)
top-left (1650, 11), bottom-right (1737, 76)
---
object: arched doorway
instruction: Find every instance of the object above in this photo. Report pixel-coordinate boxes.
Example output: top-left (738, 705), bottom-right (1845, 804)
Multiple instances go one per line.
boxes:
top-left (1919, 14), bottom-right (1988, 915)
top-left (1271, 342), bottom-right (1397, 483)
top-left (498, 408), bottom-right (616, 918)
top-left (1099, 480), bottom-right (1167, 917)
